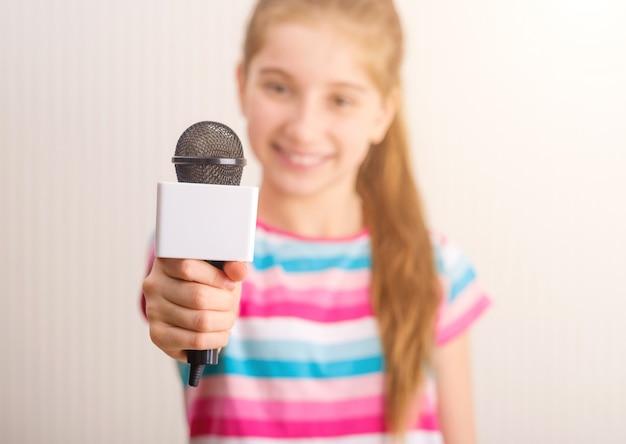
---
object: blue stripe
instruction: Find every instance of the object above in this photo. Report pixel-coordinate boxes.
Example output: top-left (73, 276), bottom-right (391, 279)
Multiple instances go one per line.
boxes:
top-left (224, 337), bottom-right (382, 363)
top-left (434, 252), bottom-right (444, 274)
top-left (178, 361), bottom-right (190, 387)
top-left (254, 236), bottom-right (370, 260)
top-left (449, 265), bottom-right (476, 302)
top-left (200, 355), bottom-right (383, 378)
top-left (253, 254), bottom-right (370, 272)
top-left (433, 239), bottom-right (477, 303)
top-left (253, 232), bottom-right (371, 272)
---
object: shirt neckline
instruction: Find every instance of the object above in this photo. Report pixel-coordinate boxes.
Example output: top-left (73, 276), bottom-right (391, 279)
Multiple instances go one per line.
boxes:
top-left (256, 219), bottom-right (369, 243)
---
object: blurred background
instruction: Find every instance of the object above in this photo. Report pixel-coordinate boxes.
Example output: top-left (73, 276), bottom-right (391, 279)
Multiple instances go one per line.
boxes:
top-left (1, 0), bottom-right (624, 443)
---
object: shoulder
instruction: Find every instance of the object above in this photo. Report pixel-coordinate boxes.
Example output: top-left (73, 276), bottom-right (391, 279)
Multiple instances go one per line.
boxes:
top-left (429, 230), bottom-right (492, 345)
top-left (430, 231), bottom-right (476, 300)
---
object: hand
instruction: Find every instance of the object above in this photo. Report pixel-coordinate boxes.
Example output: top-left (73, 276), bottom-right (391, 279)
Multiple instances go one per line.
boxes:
top-left (142, 258), bottom-right (248, 362)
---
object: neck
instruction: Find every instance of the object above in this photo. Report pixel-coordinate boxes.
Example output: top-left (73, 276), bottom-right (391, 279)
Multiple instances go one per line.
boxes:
top-left (257, 182), bottom-right (364, 239)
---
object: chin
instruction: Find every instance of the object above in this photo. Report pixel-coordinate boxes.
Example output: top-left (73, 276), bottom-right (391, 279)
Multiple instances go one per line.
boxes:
top-left (268, 177), bottom-right (323, 198)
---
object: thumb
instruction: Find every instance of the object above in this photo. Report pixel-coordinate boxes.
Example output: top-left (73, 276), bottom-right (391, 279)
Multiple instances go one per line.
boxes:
top-left (223, 261), bottom-right (249, 283)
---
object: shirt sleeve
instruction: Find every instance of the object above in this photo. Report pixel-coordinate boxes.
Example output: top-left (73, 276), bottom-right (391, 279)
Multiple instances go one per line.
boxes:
top-left (140, 239), bottom-right (156, 318)
top-left (433, 234), bottom-right (492, 346)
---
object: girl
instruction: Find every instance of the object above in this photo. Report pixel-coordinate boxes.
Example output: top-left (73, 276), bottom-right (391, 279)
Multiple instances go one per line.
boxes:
top-left (142, 0), bottom-right (491, 443)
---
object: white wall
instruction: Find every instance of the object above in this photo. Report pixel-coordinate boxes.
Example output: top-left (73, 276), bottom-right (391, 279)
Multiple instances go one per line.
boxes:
top-left (1, 1), bottom-right (624, 443)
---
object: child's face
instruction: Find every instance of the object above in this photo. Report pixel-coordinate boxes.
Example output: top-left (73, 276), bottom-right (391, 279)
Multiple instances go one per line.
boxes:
top-left (238, 22), bottom-right (396, 200)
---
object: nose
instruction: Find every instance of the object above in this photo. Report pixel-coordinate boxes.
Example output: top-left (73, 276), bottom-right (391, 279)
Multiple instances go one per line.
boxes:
top-left (284, 95), bottom-right (324, 144)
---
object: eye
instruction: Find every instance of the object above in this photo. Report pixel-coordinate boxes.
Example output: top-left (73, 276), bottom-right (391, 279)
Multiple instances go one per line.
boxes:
top-left (330, 94), bottom-right (355, 109)
top-left (265, 81), bottom-right (290, 95)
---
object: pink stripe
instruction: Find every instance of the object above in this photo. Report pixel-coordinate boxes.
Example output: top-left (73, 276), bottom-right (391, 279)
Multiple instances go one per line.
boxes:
top-left (437, 280), bottom-right (486, 327)
top-left (190, 414), bottom-right (440, 437)
top-left (239, 299), bottom-right (373, 322)
top-left (191, 415), bottom-right (384, 438)
top-left (247, 266), bottom-right (370, 291)
top-left (193, 396), bottom-right (383, 421)
top-left (186, 373), bottom-right (385, 402)
top-left (413, 412), bottom-right (440, 431)
top-left (436, 295), bottom-right (491, 345)
top-left (429, 230), bottom-right (448, 246)
top-left (397, 381), bottom-right (439, 432)
top-left (243, 282), bottom-right (370, 308)
top-left (185, 376), bottom-right (441, 436)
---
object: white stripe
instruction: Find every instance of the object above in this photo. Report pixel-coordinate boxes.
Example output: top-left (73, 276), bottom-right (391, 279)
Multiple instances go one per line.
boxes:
top-left (185, 373), bottom-right (385, 401)
top-left (232, 316), bottom-right (379, 344)
top-left (190, 431), bottom-right (443, 444)
top-left (438, 240), bottom-right (464, 270)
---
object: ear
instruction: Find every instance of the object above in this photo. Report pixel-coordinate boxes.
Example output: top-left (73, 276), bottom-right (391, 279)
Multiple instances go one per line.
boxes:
top-left (236, 62), bottom-right (247, 117)
top-left (370, 88), bottom-right (399, 145)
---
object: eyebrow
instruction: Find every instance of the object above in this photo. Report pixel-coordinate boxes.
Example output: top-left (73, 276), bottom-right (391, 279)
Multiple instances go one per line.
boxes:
top-left (257, 67), bottom-right (368, 93)
top-left (258, 67), bottom-right (290, 77)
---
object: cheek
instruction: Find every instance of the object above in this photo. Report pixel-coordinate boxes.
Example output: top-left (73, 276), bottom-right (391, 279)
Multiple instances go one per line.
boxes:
top-left (352, 141), bottom-right (372, 167)
top-left (244, 98), bottom-right (270, 146)
top-left (337, 120), bottom-right (376, 162)
top-left (246, 120), bottom-right (266, 162)
top-left (246, 95), bottom-right (282, 133)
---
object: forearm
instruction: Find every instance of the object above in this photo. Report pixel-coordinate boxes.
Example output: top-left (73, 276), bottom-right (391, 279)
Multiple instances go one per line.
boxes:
top-left (435, 333), bottom-right (478, 444)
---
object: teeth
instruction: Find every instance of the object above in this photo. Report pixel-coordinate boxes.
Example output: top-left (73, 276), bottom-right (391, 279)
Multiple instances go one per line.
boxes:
top-left (284, 151), bottom-right (325, 166)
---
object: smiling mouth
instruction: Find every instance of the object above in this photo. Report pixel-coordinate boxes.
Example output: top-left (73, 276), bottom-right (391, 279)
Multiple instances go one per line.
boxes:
top-left (276, 146), bottom-right (329, 167)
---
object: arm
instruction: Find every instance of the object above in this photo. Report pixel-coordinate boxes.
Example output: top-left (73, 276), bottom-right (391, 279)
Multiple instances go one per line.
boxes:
top-left (434, 332), bottom-right (478, 444)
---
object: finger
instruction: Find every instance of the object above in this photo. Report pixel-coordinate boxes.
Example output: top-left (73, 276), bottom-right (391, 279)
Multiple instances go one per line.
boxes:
top-left (150, 279), bottom-right (238, 312)
top-left (151, 295), bottom-right (237, 333)
top-left (150, 322), bottom-right (231, 361)
top-left (159, 258), bottom-right (236, 289)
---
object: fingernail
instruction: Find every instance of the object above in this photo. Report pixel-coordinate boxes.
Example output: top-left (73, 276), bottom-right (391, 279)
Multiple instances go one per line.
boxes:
top-left (225, 279), bottom-right (236, 291)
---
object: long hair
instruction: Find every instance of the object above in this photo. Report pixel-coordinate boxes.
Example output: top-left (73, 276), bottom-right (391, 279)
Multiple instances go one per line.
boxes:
top-left (241, 0), bottom-right (440, 437)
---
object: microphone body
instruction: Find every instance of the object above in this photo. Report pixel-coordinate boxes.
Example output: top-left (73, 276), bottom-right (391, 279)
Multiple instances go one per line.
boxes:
top-left (156, 182), bottom-right (257, 262)
top-left (155, 121), bottom-right (258, 386)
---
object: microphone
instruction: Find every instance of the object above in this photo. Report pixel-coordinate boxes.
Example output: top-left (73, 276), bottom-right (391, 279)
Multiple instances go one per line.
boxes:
top-left (155, 121), bottom-right (258, 387)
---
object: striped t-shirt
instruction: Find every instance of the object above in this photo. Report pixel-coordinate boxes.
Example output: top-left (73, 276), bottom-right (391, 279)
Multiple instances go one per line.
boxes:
top-left (177, 221), bottom-right (491, 444)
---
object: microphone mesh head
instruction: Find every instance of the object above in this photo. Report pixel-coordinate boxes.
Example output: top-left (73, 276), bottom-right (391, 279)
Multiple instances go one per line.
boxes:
top-left (174, 121), bottom-right (244, 185)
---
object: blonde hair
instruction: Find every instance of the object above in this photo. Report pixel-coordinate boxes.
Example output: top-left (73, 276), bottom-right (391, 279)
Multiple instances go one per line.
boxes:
top-left (242, 0), bottom-right (440, 437)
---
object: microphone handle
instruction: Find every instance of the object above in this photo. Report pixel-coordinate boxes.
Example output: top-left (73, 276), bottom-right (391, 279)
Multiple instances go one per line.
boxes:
top-left (186, 260), bottom-right (226, 387)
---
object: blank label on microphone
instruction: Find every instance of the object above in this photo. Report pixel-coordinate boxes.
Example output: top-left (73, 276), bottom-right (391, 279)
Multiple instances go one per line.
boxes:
top-left (156, 182), bottom-right (258, 261)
